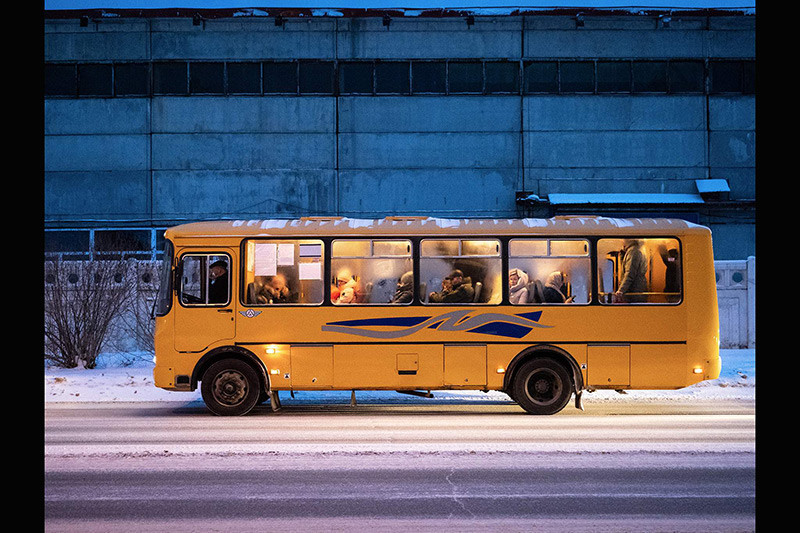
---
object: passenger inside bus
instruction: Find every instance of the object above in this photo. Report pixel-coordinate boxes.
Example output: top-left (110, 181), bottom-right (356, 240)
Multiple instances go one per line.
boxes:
top-left (509, 268), bottom-right (529, 304)
top-left (208, 259), bottom-right (229, 304)
top-left (658, 245), bottom-right (680, 302)
top-left (508, 268), bottom-right (581, 305)
top-left (333, 271), bottom-right (365, 304)
top-left (390, 271), bottom-right (414, 304)
top-left (543, 271), bottom-right (574, 303)
top-left (613, 239), bottom-right (648, 303)
top-left (429, 270), bottom-right (475, 303)
top-left (248, 274), bottom-right (295, 304)
top-left (265, 274), bottom-right (294, 304)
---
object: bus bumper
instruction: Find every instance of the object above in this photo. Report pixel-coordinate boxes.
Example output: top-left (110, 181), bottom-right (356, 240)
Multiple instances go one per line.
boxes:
top-left (707, 352), bottom-right (722, 381)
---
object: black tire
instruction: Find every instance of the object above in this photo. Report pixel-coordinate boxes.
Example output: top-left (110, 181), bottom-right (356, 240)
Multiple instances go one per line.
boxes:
top-left (200, 358), bottom-right (262, 416)
top-left (512, 358), bottom-right (573, 415)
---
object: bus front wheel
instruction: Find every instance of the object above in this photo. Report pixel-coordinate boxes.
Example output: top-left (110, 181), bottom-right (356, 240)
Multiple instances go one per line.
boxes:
top-left (512, 358), bottom-right (573, 415)
top-left (201, 358), bottom-right (261, 416)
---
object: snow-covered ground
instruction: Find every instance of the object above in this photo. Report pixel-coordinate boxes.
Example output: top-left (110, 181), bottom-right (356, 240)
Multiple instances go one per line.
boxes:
top-left (44, 349), bottom-right (754, 405)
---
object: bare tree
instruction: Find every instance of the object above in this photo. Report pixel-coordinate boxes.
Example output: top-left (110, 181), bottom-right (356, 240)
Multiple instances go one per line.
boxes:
top-left (117, 261), bottom-right (161, 356)
top-left (44, 257), bottom-right (135, 369)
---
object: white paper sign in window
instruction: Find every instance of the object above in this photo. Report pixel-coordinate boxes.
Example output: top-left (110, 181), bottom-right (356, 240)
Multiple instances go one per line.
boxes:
top-left (277, 243), bottom-right (295, 266)
top-left (298, 261), bottom-right (322, 280)
top-left (254, 243), bottom-right (277, 276)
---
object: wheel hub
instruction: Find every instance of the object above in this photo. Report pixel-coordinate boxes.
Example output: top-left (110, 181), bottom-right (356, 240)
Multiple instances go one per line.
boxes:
top-left (533, 378), bottom-right (551, 395)
top-left (525, 369), bottom-right (562, 406)
top-left (213, 370), bottom-right (248, 406)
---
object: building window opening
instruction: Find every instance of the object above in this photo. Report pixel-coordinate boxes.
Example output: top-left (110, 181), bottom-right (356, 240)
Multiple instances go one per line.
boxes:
top-left (411, 61), bottom-right (446, 93)
top-left (376, 61), bottom-right (410, 94)
top-left (263, 61), bottom-right (297, 94)
top-left (448, 61), bottom-right (483, 94)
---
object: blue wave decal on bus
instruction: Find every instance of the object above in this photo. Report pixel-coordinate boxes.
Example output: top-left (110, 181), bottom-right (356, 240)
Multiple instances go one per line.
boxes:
top-left (321, 310), bottom-right (551, 339)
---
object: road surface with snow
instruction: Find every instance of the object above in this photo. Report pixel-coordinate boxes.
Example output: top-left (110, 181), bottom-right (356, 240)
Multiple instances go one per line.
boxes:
top-left (44, 349), bottom-right (755, 532)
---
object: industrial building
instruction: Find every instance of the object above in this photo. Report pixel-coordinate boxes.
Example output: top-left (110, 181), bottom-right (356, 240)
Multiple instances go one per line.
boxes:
top-left (44, 3), bottom-right (755, 261)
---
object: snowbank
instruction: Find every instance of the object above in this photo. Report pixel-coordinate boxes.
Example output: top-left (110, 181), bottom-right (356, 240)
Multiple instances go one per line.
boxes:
top-left (44, 349), bottom-right (754, 405)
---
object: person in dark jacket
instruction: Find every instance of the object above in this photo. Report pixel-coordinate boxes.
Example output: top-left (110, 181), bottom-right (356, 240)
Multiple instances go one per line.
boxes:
top-left (430, 269), bottom-right (474, 303)
top-left (390, 271), bottom-right (414, 304)
top-left (208, 260), bottom-right (229, 304)
top-left (542, 271), bottom-right (574, 303)
top-left (614, 239), bottom-right (648, 303)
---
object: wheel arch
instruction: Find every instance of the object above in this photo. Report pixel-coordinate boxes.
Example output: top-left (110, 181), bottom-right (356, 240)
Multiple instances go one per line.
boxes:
top-left (192, 345), bottom-right (270, 393)
top-left (503, 344), bottom-right (584, 396)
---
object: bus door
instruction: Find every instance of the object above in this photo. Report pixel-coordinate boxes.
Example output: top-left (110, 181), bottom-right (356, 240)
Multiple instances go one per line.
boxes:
top-left (174, 251), bottom-right (236, 352)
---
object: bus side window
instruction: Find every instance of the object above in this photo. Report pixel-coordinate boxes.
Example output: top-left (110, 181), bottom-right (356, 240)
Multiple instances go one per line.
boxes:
top-left (597, 238), bottom-right (681, 304)
top-left (243, 240), bottom-right (324, 305)
top-left (331, 239), bottom-right (413, 305)
top-left (421, 239), bottom-right (501, 305)
top-left (508, 239), bottom-right (590, 304)
top-left (179, 254), bottom-right (230, 306)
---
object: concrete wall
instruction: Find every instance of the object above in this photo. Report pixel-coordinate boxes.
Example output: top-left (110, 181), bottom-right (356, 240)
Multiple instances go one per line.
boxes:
top-left (44, 14), bottom-right (755, 260)
top-left (715, 257), bottom-right (756, 349)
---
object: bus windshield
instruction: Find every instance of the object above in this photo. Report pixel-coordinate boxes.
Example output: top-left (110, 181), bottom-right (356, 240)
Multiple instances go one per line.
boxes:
top-left (154, 239), bottom-right (173, 317)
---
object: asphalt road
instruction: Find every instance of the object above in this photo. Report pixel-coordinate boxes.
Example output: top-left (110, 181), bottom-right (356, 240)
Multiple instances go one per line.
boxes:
top-left (44, 399), bottom-right (756, 532)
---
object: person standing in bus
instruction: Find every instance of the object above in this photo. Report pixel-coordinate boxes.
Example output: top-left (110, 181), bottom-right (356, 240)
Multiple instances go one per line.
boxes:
top-left (614, 239), bottom-right (648, 303)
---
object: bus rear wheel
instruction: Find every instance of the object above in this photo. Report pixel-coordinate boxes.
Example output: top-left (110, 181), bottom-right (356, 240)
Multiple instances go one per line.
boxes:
top-left (201, 358), bottom-right (261, 416)
top-left (512, 358), bottom-right (573, 415)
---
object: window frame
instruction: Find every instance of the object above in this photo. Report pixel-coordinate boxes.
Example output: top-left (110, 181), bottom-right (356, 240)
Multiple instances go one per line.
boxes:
top-left (508, 238), bottom-right (592, 306)
top-left (523, 61), bottom-right (559, 94)
top-left (241, 238), bottom-right (326, 307)
top-left (177, 252), bottom-right (232, 308)
top-left (375, 61), bottom-right (411, 95)
top-left (263, 61), bottom-right (298, 95)
top-left (595, 236), bottom-right (684, 306)
top-left (559, 60), bottom-right (596, 93)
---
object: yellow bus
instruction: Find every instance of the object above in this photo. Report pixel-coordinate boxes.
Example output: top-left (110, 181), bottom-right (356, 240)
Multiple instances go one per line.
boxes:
top-left (152, 215), bottom-right (720, 416)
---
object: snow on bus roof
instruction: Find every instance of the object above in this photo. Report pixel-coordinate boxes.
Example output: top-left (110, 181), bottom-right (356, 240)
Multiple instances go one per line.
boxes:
top-left (166, 215), bottom-right (704, 238)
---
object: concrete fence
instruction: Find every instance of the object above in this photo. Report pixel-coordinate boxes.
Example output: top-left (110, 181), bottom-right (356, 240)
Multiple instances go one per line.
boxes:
top-left (715, 257), bottom-right (756, 349)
